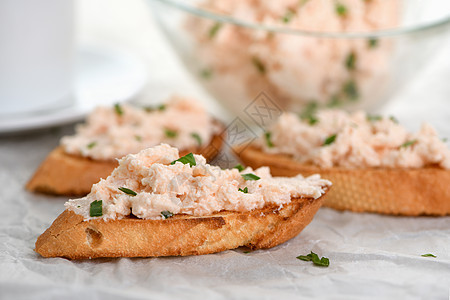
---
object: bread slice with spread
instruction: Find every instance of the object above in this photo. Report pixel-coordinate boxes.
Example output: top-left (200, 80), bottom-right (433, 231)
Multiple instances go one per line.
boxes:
top-left (35, 144), bottom-right (331, 259)
top-left (27, 97), bottom-right (224, 196)
top-left (235, 110), bottom-right (450, 216)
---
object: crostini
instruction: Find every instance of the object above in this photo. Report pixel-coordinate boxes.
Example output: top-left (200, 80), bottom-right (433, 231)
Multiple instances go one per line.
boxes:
top-left (235, 110), bottom-right (450, 216)
top-left (35, 144), bottom-right (331, 259)
top-left (27, 96), bottom-right (224, 196)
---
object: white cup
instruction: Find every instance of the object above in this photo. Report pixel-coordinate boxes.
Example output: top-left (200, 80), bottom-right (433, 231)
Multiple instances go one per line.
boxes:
top-left (0, 0), bottom-right (75, 116)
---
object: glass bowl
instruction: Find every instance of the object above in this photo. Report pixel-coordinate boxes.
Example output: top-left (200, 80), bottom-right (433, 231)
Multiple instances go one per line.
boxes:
top-left (148, 0), bottom-right (450, 117)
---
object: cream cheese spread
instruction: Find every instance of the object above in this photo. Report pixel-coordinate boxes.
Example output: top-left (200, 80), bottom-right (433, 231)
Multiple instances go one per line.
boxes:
top-left (65, 144), bottom-right (331, 220)
top-left (259, 110), bottom-right (450, 169)
top-left (61, 96), bottom-right (216, 160)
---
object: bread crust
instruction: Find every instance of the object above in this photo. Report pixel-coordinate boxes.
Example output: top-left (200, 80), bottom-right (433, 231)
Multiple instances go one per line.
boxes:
top-left (235, 145), bottom-right (450, 216)
top-left (26, 125), bottom-right (225, 196)
top-left (35, 194), bottom-right (327, 259)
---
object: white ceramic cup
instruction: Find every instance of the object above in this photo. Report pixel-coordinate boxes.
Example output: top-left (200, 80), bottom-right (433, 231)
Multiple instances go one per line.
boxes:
top-left (0, 0), bottom-right (75, 116)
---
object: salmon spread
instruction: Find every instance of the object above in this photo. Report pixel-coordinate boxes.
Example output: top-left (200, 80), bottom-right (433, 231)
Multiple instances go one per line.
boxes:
top-left (65, 144), bottom-right (331, 220)
top-left (187, 0), bottom-right (399, 111)
top-left (259, 110), bottom-right (450, 169)
top-left (61, 96), bottom-right (217, 160)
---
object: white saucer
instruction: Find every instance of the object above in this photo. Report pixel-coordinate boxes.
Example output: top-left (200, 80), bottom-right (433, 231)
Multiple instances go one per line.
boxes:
top-left (0, 45), bottom-right (147, 135)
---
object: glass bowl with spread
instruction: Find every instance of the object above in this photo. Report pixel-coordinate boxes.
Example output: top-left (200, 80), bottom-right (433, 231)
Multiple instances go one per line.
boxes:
top-left (148, 0), bottom-right (450, 117)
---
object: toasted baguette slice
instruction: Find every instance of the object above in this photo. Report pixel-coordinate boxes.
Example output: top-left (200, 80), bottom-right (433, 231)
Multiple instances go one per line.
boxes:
top-left (26, 128), bottom-right (224, 196)
top-left (235, 146), bottom-right (450, 216)
top-left (35, 194), bottom-right (327, 259)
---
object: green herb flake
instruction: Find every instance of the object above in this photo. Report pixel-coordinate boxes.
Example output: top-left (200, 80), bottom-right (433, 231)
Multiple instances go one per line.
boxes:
top-left (243, 250), bottom-right (251, 254)
top-left (209, 22), bottom-right (222, 39)
top-left (296, 251), bottom-right (330, 267)
top-left (282, 9), bottom-right (296, 23)
top-left (161, 210), bottom-right (174, 219)
top-left (389, 116), bottom-right (399, 124)
top-left (443, 138), bottom-right (448, 143)
top-left (323, 134), bottom-right (337, 146)
top-left (114, 103), bottom-right (124, 116)
top-left (367, 115), bottom-right (382, 122)
top-left (300, 101), bottom-right (319, 121)
top-left (252, 56), bottom-right (266, 74)
top-left (87, 141), bottom-right (97, 149)
top-left (400, 140), bottom-right (417, 149)
top-left (327, 96), bottom-right (341, 108)
top-left (335, 3), bottom-right (348, 17)
top-left (239, 187), bottom-right (249, 193)
top-left (264, 132), bottom-right (274, 148)
top-left (170, 153), bottom-right (196, 167)
top-left (191, 132), bottom-right (202, 146)
top-left (234, 164), bottom-right (245, 172)
top-left (421, 253), bottom-right (437, 258)
top-left (164, 129), bottom-right (178, 138)
top-left (306, 115), bottom-right (319, 125)
top-left (135, 135), bottom-right (142, 142)
top-left (342, 80), bottom-right (359, 101)
top-left (368, 38), bottom-right (379, 48)
top-left (89, 200), bottom-right (103, 217)
top-left (118, 187), bottom-right (137, 196)
top-left (144, 104), bottom-right (166, 112)
top-left (345, 52), bottom-right (356, 71)
top-left (241, 173), bottom-right (261, 181)
top-left (200, 68), bottom-right (213, 79)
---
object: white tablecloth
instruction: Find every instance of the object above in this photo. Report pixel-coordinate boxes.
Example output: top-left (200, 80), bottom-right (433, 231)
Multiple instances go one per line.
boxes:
top-left (1, 1), bottom-right (450, 299)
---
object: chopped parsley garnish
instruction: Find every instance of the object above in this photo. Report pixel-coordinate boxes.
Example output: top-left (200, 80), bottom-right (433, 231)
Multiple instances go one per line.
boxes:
top-left (282, 9), bottom-right (296, 23)
top-left (264, 131), bottom-right (274, 148)
top-left (87, 141), bottom-right (97, 149)
top-left (389, 116), bottom-right (399, 124)
top-left (164, 129), bottom-right (178, 138)
top-left (191, 132), bottom-right (202, 146)
top-left (171, 153), bottom-right (196, 167)
top-left (443, 138), bottom-right (448, 143)
top-left (161, 210), bottom-right (174, 219)
top-left (367, 115), bottom-right (382, 122)
top-left (327, 95), bottom-right (341, 107)
top-left (144, 104), bottom-right (166, 112)
top-left (209, 22), bottom-right (222, 39)
top-left (300, 101), bottom-right (319, 121)
top-left (368, 38), bottom-right (379, 48)
top-left (252, 56), bottom-right (266, 74)
top-left (335, 3), bottom-right (348, 17)
top-left (342, 80), bottom-right (359, 101)
top-left (400, 140), bottom-right (417, 148)
top-left (345, 52), bottom-right (356, 71)
top-left (421, 253), bottom-right (436, 258)
top-left (241, 173), bottom-right (260, 181)
top-left (305, 115), bottom-right (319, 125)
top-left (234, 164), bottom-right (245, 172)
top-left (114, 103), bottom-right (124, 116)
top-left (118, 187), bottom-right (137, 196)
top-left (200, 68), bottom-right (213, 79)
top-left (239, 187), bottom-right (249, 193)
top-left (297, 251), bottom-right (330, 267)
top-left (323, 134), bottom-right (337, 146)
top-left (89, 200), bottom-right (103, 217)
top-left (135, 135), bottom-right (142, 142)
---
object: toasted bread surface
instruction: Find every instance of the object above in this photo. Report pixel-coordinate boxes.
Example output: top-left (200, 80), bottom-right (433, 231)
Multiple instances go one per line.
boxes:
top-left (235, 146), bottom-right (450, 216)
top-left (26, 126), bottom-right (224, 196)
top-left (35, 194), bottom-right (326, 259)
